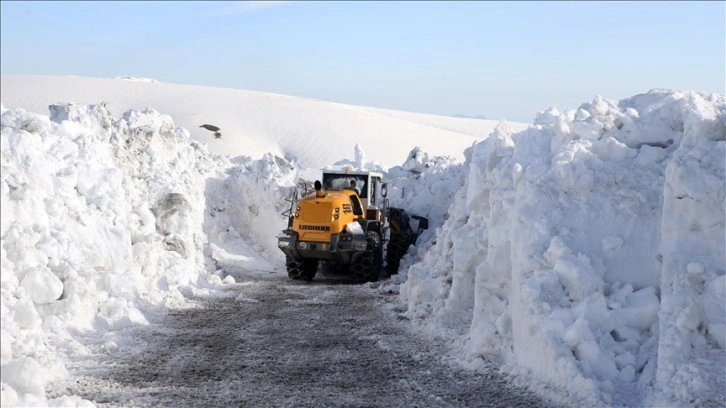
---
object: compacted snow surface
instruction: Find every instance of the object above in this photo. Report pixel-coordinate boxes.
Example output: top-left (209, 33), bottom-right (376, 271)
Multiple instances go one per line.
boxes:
top-left (0, 77), bottom-right (724, 407)
top-left (45, 277), bottom-right (553, 408)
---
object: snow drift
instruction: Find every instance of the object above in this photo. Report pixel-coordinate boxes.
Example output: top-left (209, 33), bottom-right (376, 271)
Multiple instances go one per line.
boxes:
top-left (399, 90), bottom-right (726, 407)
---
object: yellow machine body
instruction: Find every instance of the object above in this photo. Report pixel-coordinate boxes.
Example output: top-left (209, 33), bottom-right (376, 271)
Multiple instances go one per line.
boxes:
top-left (292, 189), bottom-right (364, 243)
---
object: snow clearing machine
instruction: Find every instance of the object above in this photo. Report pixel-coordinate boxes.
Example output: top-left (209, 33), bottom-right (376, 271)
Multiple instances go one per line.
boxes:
top-left (277, 170), bottom-right (428, 283)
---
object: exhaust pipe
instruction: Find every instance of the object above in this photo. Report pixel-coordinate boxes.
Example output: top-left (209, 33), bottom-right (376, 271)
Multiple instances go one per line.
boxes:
top-left (314, 180), bottom-right (326, 198)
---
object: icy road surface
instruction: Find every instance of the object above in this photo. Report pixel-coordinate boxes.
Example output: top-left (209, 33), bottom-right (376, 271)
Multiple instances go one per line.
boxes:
top-left (50, 276), bottom-right (557, 407)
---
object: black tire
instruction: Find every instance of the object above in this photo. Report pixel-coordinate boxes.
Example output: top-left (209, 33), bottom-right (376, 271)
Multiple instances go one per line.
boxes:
top-left (287, 257), bottom-right (318, 281)
top-left (351, 232), bottom-right (381, 283)
top-left (300, 259), bottom-right (318, 281)
top-left (286, 256), bottom-right (302, 280)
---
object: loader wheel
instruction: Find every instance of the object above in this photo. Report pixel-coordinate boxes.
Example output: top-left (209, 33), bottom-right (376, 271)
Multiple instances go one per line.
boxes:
top-left (286, 257), bottom-right (302, 280)
top-left (300, 259), bottom-right (318, 281)
top-left (287, 257), bottom-right (318, 281)
top-left (351, 232), bottom-right (381, 283)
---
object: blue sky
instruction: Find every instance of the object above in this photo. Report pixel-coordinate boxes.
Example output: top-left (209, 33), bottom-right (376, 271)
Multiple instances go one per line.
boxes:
top-left (1, 1), bottom-right (724, 122)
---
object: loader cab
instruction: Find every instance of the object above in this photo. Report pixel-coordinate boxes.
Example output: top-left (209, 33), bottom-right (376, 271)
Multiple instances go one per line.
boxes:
top-left (321, 170), bottom-right (385, 213)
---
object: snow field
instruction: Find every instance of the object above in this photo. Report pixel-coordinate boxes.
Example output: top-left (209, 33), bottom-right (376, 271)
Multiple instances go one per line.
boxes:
top-left (0, 75), bottom-right (525, 171)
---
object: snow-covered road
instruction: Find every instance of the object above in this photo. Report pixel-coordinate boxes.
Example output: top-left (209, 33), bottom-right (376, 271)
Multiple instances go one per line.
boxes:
top-left (47, 275), bottom-right (557, 407)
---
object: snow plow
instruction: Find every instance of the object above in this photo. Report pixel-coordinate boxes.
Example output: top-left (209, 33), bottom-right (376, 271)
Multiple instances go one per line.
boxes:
top-left (277, 170), bottom-right (428, 283)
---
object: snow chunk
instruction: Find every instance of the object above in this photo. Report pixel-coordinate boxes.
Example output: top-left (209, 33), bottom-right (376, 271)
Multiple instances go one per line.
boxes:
top-left (13, 298), bottom-right (41, 329)
top-left (236, 293), bottom-right (259, 304)
top-left (547, 237), bottom-right (603, 302)
top-left (593, 136), bottom-right (637, 161)
top-left (346, 222), bottom-right (364, 235)
top-left (20, 266), bottom-right (64, 304)
top-left (621, 287), bottom-right (659, 330)
top-left (401, 146), bottom-right (433, 174)
top-left (1, 357), bottom-right (46, 395)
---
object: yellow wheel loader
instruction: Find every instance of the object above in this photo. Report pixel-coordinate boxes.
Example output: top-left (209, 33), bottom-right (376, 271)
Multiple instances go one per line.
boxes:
top-left (277, 170), bottom-right (428, 283)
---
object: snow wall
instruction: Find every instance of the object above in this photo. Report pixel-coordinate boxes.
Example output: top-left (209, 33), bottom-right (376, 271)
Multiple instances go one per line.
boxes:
top-left (0, 103), bottom-right (294, 406)
top-left (399, 89), bottom-right (726, 407)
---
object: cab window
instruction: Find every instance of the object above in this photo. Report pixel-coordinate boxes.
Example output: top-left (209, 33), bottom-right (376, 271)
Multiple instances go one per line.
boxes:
top-left (349, 195), bottom-right (363, 216)
top-left (370, 177), bottom-right (380, 207)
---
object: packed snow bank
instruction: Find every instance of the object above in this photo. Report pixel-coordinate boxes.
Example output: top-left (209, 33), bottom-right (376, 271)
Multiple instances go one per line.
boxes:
top-left (399, 90), bottom-right (726, 407)
top-left (203, 153), bottom-right (297, 279)
top-left (655, 92), bottom-right (726, 406)
top-left (0, 103), bottom-right (293, 406)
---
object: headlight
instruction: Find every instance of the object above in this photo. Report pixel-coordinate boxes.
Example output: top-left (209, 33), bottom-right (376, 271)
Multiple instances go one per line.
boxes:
top-left (278, 240), bottom-right (290, 248)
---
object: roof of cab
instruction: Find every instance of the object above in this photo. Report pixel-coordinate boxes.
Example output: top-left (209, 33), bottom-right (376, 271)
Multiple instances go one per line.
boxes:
top-left (322, 170), bottom-right (383, 178)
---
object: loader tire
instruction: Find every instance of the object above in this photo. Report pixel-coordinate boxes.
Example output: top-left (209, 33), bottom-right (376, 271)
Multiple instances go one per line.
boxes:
top-left (287, 257), bottom-right (318, 281)
top-left (351, 232), bottom-right (381, 283)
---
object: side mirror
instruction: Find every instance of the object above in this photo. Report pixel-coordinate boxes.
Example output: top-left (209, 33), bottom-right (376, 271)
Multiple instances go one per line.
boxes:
top-left (381, 183), bottom-right (388, 198)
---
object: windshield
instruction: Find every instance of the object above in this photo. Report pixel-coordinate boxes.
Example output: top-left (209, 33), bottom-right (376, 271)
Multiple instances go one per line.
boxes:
top-left (322, 174), bottom-right (368, 198)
